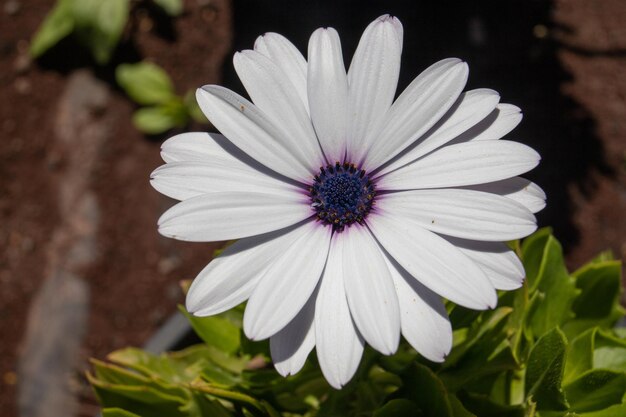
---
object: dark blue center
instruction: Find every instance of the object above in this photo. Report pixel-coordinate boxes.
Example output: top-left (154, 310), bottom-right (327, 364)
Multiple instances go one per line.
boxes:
top-left (309, 162), bottom-right (376, 232)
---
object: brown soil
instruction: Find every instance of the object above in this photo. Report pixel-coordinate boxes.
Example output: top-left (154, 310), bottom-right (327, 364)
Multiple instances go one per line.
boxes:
top-left (0, 0), bottom-right (625, 416)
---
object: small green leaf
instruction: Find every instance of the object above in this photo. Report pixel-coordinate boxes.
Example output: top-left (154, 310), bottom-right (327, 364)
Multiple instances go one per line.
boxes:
top-left (132, 102), bottom-right (187, 135)
top-left (525, 328), bottom-right (569, 411)
top-left (523, 234), bottom-right (579, 339)
top-left (102, 408), bottom-right (141, 417)
top-left (154, 0), bottom-right (183, 16)
top-left (116, 62), bottom-right (176, 105)
top-left (448, 395), bottom-right (477, 417)
top-left (72, 0), bottom-right (130, 64)
top-left (594, 330), bottom-right (626, 372)
top-left (455, 391), bottom-right (525, 417)
top-left (178, 305), bottom-right (241, 354)
top-left (576, 402), bottom-right (626, 416)
top-left (373, 399), bottom-right (422, 417)
top-left (563, 261), bottom-right (624, 337)
top-left (30, 0), bottom-right (74, 57)
top-left (564, 369), bottom-right (626, 412)
top-left (564, 328), bottom-right (595, 384)
top-left (395, 363), bottom-right (453, 417)
top-left (88, 373), bottom-right (187, 417)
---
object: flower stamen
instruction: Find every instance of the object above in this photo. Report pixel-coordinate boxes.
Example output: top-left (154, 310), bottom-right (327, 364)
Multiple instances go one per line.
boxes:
top-left (309, 162), bottom-right (376, 232)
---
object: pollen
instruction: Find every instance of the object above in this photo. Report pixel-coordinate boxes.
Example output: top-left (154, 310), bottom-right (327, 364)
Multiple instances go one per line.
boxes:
top-left (309, 162), bottom-right (376, 232)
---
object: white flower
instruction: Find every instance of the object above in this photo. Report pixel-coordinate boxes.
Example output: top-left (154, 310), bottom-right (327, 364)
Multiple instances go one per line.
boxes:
top-left (151, 15), bottom-right (544, 388)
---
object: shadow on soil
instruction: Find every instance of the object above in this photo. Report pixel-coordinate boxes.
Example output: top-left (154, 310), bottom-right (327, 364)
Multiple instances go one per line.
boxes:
top-left (224, 0), bottom-right (615, 254)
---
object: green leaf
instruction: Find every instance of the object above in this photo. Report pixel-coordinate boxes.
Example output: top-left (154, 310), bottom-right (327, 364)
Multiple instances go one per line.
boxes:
top-left (525, 328), bottom-right (569, 411)
top-left (448, 395), bottom-right (477, 417)
top-left (178, 305), bottom-right (241, 354)
top-left (395, 363), bottom-right (453, 417)
top-left (132, 103), bottom-right (187, 135)
top-left (564, 369), bottom-right (626, 412)
top-left (563, 261), bottom-right (624, 337)
top-left (116, 62), bottom-right (176, 105)
top-left (88, 373), bottom-right (187, 417)
top-left (564, 328), bottom-right (595, 384)
top-left (593, 330), bottom-right (626, 373)
top-left (576, 402), bottom-right (626, 417)
top-left (181, 392), bottom-right (234, 417)
top-left (455, 391), bottom-right (525, 417)
top-left (154, 0), bottom-right (183, 16)
top-left (102, 408), bottom-right (141, 417)
top-left (373, 399), bottom-right (422, 417)
top-left (30, 0), bottom-right (74, 57)
top-left (72, 0), bottom-right (130, 64)
top-left (91, 359), bottom-right (188, 399)
top-left (523, 234), bottom-right (579, 339)
top-left (521, 227), bottom-right (552, 289)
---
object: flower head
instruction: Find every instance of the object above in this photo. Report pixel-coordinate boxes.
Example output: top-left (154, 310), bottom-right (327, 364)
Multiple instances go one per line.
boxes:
top-left (151, 15), bottom-right (544, 388)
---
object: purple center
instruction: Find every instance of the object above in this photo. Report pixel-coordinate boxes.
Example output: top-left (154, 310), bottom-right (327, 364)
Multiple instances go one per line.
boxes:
top-left (309, 162), bottom-right (376, 232)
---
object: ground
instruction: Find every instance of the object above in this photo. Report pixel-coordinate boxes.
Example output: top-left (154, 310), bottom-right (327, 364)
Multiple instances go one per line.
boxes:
top-left (0, 1), bottom-right (625, 416)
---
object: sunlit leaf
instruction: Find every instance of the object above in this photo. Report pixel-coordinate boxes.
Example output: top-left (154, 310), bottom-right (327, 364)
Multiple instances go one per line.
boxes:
top-left (178, 305), bottom-right (241, 354)
top-left (116, 62), bottom-right (176, 105)
top-left (132, 102), bottom-right (187, 135)
top-left (525, 327), bottom-right (568, 411)
top-left (72, 0), bottom-right (129, 64)
top-left (523, 233), bottom-right (579, 339)
top-left (30, 0), bottom-right (74, 57)
top-left (154, 0), bottom-right (183, 16)
top-left (564, 369), bottom-right (626, 412)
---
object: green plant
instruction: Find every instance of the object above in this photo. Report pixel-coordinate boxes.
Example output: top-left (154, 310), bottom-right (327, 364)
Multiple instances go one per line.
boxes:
top-left (116, 61), bottom-right (207, 134)
top-left (88, 228), bottom-right (626, 416)
top-left (29, 0), bottom-right (183, 64)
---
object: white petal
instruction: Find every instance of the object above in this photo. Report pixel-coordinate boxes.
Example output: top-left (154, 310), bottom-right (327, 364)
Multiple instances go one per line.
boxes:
top-left (308, 28), bottom-right (349, 162)
top-left (186, 224), bottom-right (306, 316)
top-left (463, 177), bottom-right (546, 213)
top-left (270, 290), bottom-right (316, 376)
top-left (343, 225), bottom-right (400, 355)
top-left (377, 189), bottom-right (537, 241)
top-left (196, 86), bottom-right (314, 182)
top-left (368, 213), bottom-right (497, 310)
top-left (443, 237), bottom-right (525, 290)
top-left (160, 132), bottom-right (233, 163)
top-left (233, 51), bottom-right (324, 169)
top-left (347, 15), bottom-right (403, 164)
top-left (364, 59), bottom-right (470, 171)
top-left (151, 161), bottom-right (301, 201)
top-left (377, 140), bottom-right (540, 190)
top-left (254, 33), bottom-right (309, 112)
top-left (377, 88), bottom-right (499, 175)
top-left (384, 254), bottom-right (452, 362)
top-left (315, 233), bottom-right (364, 389)
top-left (467, 103), bottom-right (523, 142)
top-left (243, 221), bottom-right (330, 340)
top-left (158, 191), bottom-right (311, 242)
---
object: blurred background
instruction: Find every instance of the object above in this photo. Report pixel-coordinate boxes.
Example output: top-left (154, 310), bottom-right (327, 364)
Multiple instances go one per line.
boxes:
top-left (1, 0), bottom-right (625, 416)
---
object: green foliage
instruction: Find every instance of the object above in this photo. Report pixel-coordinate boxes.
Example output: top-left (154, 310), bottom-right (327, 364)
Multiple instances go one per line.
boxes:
top-left (154, 0), bottom-right (184, 16)
top-left (116, 62), bottom-right (208, 134)
top-left (89, 229), bottom-right (626, 416)
top-left (30, 0), bottom-right (129, 64)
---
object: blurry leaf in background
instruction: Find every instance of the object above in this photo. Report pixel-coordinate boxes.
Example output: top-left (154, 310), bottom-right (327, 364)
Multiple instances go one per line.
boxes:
top-left (30, 0), bottom-right (74, 58)
top-left (154, 0), bottom-right (184, 16)
top-left (30, 0), bottom-right (130, 64)
top-left (116, 62), bottom-right (176, 105)
top-left (132, 100), bottom-right (188, 134)
top-left (72, 0), bottom-right (129, 64)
